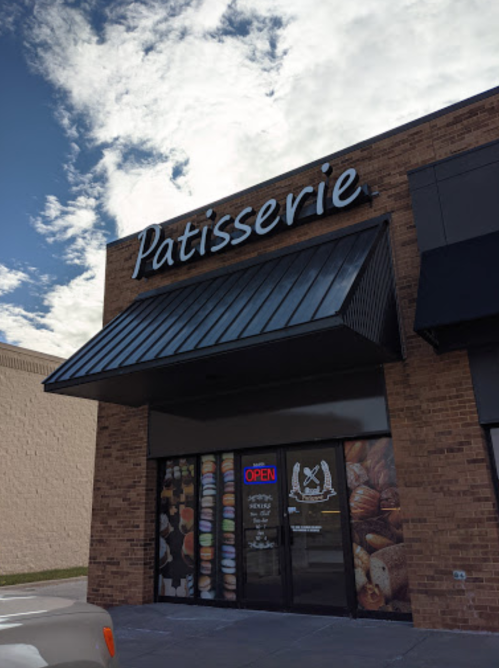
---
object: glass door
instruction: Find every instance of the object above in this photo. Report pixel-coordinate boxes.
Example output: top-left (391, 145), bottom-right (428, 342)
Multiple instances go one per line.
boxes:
top-left (240, 443), bottom-right (351, 612)
top-left (285, 445), bottom-right (349, 609)
top-left (241, 451), bottom-right (284, 606)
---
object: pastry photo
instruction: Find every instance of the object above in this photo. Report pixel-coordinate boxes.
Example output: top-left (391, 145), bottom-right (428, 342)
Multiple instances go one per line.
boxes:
top-left (344, 438), bottom-right (410, 613)
top-left (182, 531), bottom-right (195, 567)
top-left (179, 506), bottom-right (194, 534)
top-left (159, 537), bottom-right (172, 569)
top-left (160, 513), bottom-right (172, 538)
top-left (158, 457), bottom-right (196, 600)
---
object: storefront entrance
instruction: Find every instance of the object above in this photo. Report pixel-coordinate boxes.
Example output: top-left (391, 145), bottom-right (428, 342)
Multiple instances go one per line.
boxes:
top-left (157, 435), bottom-right (411, 619)
top-left (241, 444), bottom-right (352, 614)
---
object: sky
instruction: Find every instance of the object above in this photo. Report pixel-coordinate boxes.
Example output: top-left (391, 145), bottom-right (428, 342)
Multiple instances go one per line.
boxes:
top-left (1, 0), bottom-right (499, 359)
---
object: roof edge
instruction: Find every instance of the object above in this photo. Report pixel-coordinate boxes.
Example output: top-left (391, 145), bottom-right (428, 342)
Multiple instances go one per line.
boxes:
top-left (43, 314), bottom-right (346, 395)
top-left (0, 341), bottom-right (64, 364)
top-left (108, 84), bottom-right (499, 250)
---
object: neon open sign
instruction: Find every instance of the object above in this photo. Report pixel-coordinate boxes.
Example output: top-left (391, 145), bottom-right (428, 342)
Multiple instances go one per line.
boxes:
top-left (244, 466), bottom-right (277, 485)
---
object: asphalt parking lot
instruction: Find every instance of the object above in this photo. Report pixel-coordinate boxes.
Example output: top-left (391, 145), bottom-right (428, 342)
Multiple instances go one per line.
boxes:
top-left (4, 577), bottom-right (499, 667)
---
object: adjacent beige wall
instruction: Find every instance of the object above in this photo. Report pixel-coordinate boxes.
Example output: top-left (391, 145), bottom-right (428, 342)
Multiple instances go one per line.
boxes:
top-left (0, 342), bottom-right (97, 575)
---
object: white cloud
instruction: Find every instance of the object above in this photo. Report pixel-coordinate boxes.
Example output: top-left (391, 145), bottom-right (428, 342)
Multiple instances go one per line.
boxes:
top-left (0, 255), bottom-right (105, 358)
top-left (1, 156), bottom-right (106, 356)
top-left (3, 0), bottom-right (499, 356)
top-left (0, 265), bottom-right (30, 297)
top-left (24, 0), bottom-right (499, 241)
top-left (33, 194), bottom-right (98, 243)
top-left (54, 105), bottom-right (79, 141)
top-left (31, 192), bottom-right (106, 265)
top-left (0, 185), bottom-right (107, 356)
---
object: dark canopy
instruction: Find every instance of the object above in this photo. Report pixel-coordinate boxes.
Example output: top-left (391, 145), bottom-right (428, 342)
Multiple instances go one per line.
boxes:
top-left (44, 219), bottom-right (401, 406)
top-left (414, 230), bottom-right (499, 351)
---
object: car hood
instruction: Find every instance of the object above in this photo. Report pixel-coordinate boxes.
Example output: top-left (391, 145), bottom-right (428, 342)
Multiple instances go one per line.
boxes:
top-left (0, 595), bottom-right (106, 623)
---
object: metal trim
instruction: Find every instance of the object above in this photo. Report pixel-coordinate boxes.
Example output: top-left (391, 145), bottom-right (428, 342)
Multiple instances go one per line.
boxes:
top-left (44, 314), bottom-right (345, 393)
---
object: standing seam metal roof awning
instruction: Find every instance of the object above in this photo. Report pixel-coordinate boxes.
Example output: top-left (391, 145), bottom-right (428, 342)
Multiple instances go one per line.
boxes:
top-left (44, 219), bottom-right (401, 406)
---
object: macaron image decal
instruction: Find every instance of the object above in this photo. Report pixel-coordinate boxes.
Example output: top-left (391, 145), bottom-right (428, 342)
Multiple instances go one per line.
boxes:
top-left (220, 452), bottom-right (237, 601)
top-left (158, 456), bottom-right (196, 598)
top-left (198, 454), bottom-right (217, 599)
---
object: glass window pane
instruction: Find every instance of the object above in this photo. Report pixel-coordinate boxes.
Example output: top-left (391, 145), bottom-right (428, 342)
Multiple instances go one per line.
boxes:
top-left (197, 451), bottom-right (238, 601)
top-left (158, 457), bottom-right (196, 598)
top-left (344, 438), bottom-right (411, 614)
top-left (219, 452), bottom-right (237, 602)
top-left (490, 428), bottom-right (499, 476)
top-left (286, 446), bottom-right (347, 608)
top-left (198, 454), bottom-right (218, 599)
top-left (241, 452), bottom-right (282, 604)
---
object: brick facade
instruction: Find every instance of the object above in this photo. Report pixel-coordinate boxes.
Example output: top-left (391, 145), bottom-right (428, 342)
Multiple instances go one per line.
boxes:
top-left (87, 403), bottom-right (156, 606)
top-left (87, 90), bottom-right (499, 630)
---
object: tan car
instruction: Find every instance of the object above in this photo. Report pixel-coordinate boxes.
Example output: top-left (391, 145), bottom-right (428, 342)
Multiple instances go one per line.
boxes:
top-left (0, 594), bottom-right (120, 667)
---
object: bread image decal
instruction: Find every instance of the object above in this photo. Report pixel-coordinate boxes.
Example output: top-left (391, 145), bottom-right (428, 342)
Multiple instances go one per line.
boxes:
top-left (353, 543), bottom-right (370, 574)
top-left (370, 544), bottom-right (408, 601)
top-left (344, 441), bottom-right (367, 464)
top-left (349, 485), bottom-right (380, 520)
top-left (353, 517), bottom-right (397, 554)
top-left (364, 438), bottom-right (396, 491)
top-left (344, 437), bottom-right (411, 612)
top-left (346, 462), bottom-right (368, 490)
top-left (355, 568), bottom-right (368, 593)
top-left (358, 583), bottom-right (385, 610)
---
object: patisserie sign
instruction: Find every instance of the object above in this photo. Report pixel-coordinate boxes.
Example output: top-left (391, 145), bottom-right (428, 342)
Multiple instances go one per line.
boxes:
top-left (132, 164), bottom-right (373, 279)
top-left (244, 465), bottom-right (277, 484)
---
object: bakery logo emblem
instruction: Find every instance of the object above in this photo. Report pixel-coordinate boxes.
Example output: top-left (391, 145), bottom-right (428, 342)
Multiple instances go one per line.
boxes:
top-left (290, 461), bottom-right (337, 504)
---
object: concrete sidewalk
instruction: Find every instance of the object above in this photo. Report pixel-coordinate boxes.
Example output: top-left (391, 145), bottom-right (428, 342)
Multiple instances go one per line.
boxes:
top-left (3, 578), bottom-right (498, 667)
top-left (110, 602), bottom-right (499, 668)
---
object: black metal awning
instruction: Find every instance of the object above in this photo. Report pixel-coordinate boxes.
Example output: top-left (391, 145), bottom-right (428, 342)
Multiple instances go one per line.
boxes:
top-left (414, 230), bottom-right (499, 352)
top-left (44, 219), bottom-right (401, 406)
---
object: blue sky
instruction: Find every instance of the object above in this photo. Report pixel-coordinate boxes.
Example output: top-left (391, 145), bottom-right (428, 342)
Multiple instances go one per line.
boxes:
top-left (1, 30), bottom-right (80, 311)
top-left (1, 0), bottom-right (499, 357)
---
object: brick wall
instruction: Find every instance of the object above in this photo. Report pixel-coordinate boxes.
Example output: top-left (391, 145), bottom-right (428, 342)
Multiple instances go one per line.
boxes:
top-left (87, 403), bottom-right (156, 607)
top-left (88, 90), bottom-right (499, 630)
top-left (0, 343), bottom-right (97, 575)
